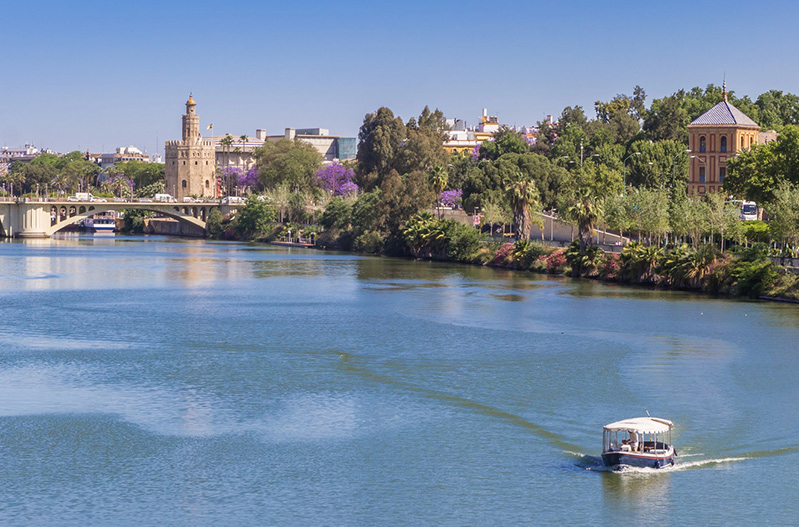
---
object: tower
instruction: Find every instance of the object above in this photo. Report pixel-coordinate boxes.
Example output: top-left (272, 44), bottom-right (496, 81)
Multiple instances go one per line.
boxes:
top-left (165, 95), bottom-right (216, 200)
top-left (686, 82), bottom-right (760, 196)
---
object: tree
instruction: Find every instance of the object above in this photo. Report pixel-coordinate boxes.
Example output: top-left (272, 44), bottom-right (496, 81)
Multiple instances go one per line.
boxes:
top-left (398, 106), bottom-right (449, 175)
top-left (594, 86), bottom-right (646, 144)
top-left (478, 126), bottom-right (529, 161)
top-left (356, 107), bottom-right (406, 189)
top-left (234, 196), bottom-right (276, 237)
top-left (314, 162), bottom-right (359, 197)
top-left (252, 138), bottom-right (323, 192)
top-left (755, 90), bottom-right (799, 131)
top-left (220, 135), bottom-right (234, 195)
top-left (505, 176), bottom-right (539, 241)
top-left (644, 90), bottom-right (691, 143)
top-left (427, 165), bottom-right (448, 216)
top-left (564, 187), bottom-right (603, 251)
top-left (764, 182), bottom-right (799, 255)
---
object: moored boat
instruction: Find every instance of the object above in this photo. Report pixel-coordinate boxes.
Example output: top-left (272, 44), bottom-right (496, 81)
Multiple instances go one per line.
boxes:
top-left (601, 416), bottom-right (676, 469)
top-left (85, 215), bottom-right (116, 233)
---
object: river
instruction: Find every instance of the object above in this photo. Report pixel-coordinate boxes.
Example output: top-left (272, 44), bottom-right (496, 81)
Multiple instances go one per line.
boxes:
top-left (0, 234), bottom-right (797, 526)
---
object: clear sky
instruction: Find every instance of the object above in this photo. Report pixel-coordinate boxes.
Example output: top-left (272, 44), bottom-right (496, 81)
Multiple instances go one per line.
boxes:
top-left (3, 0), bottom-right (798, 155)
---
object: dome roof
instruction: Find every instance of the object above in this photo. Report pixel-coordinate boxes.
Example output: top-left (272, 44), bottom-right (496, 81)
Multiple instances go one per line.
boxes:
top-left (187, 94), bottom-right (196, 106)
top-left (689, 100), bottom-right (758, 127)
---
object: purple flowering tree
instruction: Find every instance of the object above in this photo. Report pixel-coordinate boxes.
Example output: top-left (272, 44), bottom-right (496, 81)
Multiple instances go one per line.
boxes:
top-left (470, 143), bottom-right (482, 161)
top-left (314, 162), bottom-right (359, 197)
top-left (439, 189), bottom-right (462, 208)
top-left (239, 166), bottom-right (259, 192)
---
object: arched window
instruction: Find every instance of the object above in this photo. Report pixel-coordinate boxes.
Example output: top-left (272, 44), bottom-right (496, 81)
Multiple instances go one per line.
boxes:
top-left (181, 180), bottom-right (187, 188)
top-left (699, 136), bottom-right (706, 153)
top-left (205, 180), bottom-right (210, 188)
top-left (195, 161), bottom-right (198, 165)
top-left (720, 136), bottom-right (727, 153)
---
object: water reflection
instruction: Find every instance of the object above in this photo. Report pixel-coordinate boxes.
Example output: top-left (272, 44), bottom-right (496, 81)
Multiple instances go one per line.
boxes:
top-left (601, 470), bottom-right (673, 520)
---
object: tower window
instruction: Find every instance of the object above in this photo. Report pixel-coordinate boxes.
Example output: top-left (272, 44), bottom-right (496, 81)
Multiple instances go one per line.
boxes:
top-left (720, 136), bottom-right (727, 153)
top-left (195, 161), bottom-right (198, 165)
top-left (699, 136), bottom-right (706, 153)
top-left (699, 167), bottom-right (706, 183)
top-left (182, 180), bottom-right (187, 188)
top-left (720, 167), bottom-right (726, 182)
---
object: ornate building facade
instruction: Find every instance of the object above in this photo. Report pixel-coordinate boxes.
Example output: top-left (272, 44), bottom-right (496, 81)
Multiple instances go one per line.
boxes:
top-left (687, 84), bottom-right (760, 196)
top-left (164, 95), bottom-right (216, 199)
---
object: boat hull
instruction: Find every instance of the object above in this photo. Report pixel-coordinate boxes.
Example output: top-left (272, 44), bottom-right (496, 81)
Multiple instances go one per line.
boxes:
top-left (602, 450), bottom-right (675, 469)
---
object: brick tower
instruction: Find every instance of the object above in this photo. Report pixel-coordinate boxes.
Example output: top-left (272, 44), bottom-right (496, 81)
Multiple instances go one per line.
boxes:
top-left (165, 95), bottom-right (216, 199)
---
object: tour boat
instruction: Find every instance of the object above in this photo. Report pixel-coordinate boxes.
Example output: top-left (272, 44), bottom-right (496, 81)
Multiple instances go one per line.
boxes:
top-left (85, 216), bottom-right (116, 233)
top-left (601, 416), bottom-right (676, 469)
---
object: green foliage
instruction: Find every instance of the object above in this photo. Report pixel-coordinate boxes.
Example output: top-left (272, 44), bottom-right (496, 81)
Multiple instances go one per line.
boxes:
top-left (136, 180), bottom-right (165, 198)
top-left (479, 127), bottom-right (529, 161)
top-left (234, 196), bottom-right (277, 237)
top-left (206, 208), bottom-right (224, 238)
top-left (319, 196), bottom-right (352, 230)
top-left (115, 160), bottom-right (165, 191)
top-left (121, 209), bottom-right (148, 233)
top-left (356, 106), bottom-right (447, 192)
top-left (731, 258), bottom-right (778, 298)
top-left (562, 187), bottom-right (603, 251)
top-left (252, 138), bottom-right (323, 192)
top-left (353, 231), bottom-right (385, 254)
top-left (621, 242), bottom-right (664, 283)
top-left (402, 212), bottom-right (447, 258)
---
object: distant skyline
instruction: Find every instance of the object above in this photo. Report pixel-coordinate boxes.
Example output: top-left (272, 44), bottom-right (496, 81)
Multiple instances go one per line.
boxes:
top-left (3, 0), bottom-right (799, 155)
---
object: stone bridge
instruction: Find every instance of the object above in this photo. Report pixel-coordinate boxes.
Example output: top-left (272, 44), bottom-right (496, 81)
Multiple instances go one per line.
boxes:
top-left (0, 199), bottom-right (241, 238)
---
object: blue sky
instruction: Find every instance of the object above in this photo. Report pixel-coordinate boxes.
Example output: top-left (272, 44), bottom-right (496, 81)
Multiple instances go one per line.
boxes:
top-left (3, 0), bottom-right (798, 155)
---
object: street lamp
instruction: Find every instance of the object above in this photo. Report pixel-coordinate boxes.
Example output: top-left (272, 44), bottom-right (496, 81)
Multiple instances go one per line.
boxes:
top-left (622, 152), bottom-right (641, 194)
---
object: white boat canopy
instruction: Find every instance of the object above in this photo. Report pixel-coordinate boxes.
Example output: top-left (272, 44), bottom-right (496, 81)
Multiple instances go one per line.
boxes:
top-left (603, 417), bottom-right (674, 434)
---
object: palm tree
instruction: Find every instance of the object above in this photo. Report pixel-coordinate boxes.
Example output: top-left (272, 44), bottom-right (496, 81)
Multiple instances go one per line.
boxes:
top-left (505, 175), bottom-right (539, 241)
top-left (427, 165), bottom-right (448, 218)
top-left (220, 135), bottom-right (234, 197)
top-left (565, 187), bottom-right (603, 252)
top-left (239, 135), bottom-right (248, 169)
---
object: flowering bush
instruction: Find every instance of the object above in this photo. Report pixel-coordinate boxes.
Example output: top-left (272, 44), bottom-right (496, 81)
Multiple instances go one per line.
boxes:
top-left (492, 243), bottom-right (515, 266)
top-left (315, 162), bottom-right (359, 197)
top-left (600, 253), bottom-right (621, 280)
top-left (546, 250), bottom-right (567, 273)
top-left (439, 189), bottom-right (462, 208)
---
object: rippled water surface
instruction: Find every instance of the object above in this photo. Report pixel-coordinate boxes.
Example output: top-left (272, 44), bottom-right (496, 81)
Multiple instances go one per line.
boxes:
top-left (1, 235), bottom-right (798, 526)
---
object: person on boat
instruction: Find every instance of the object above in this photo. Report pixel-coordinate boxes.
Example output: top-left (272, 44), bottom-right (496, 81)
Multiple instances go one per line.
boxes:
top-left (629, 430), bottom-right (639, 451)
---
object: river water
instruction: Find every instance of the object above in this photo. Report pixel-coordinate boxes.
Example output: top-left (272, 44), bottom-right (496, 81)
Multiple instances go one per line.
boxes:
top-left (0, 235), bottom-right (797, 526)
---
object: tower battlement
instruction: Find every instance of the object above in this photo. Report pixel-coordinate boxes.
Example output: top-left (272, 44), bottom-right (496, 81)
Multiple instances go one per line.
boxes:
top-left (164, 95), bottom-right (217, 200)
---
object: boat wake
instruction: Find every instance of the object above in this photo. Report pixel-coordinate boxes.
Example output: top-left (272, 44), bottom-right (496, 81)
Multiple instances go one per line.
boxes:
top-left (566, 450), bottom-right (747, 473)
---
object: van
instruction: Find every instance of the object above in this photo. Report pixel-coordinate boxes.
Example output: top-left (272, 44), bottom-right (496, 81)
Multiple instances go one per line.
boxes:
top-left (740, 201), bottom-right (758, 221)
top-left (223, 196), bottom-right (245, 204)
top-left (154, 193), bottom-right (177, 203)
top-left (72, 192), bottom-right (92, 201)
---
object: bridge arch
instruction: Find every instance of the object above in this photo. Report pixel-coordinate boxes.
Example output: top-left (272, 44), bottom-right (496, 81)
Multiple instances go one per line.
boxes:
top-left (46, 204), bottom-right (211, 237)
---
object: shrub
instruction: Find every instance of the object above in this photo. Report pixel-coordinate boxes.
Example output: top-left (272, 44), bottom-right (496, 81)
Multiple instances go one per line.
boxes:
top-left (600, 253), bottom-right (621, 281)
top-left (732, 258), bottom-right (778, 298)
top-left (492, 243), bottom-right (515, 267)
top-left (546, 250), bottom-right (567, 273)
top-left (206, 208), bottom-right (224, 238)
top-left (446, 223), bottom-right (486, 263)
top-left (354, 231), bottom-right (385, 254)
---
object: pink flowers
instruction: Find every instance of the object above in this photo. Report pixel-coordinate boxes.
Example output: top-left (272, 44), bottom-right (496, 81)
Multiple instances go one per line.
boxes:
top-left (546, 251), bottom-right (566, 273)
